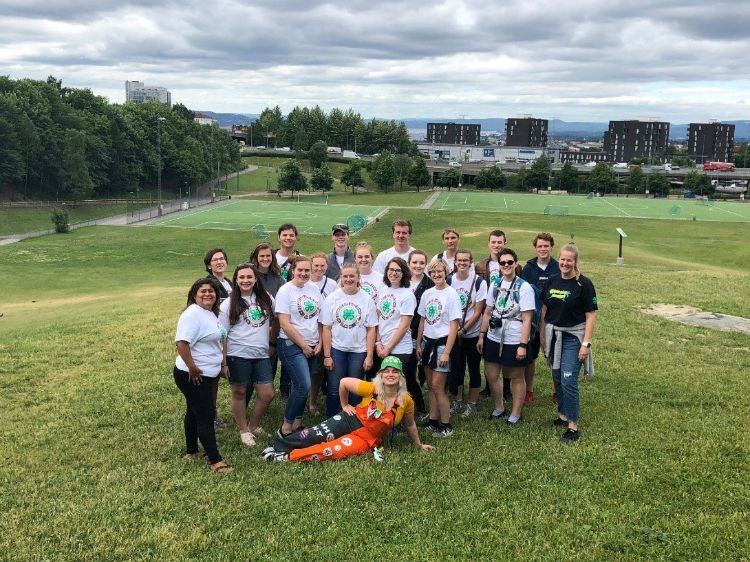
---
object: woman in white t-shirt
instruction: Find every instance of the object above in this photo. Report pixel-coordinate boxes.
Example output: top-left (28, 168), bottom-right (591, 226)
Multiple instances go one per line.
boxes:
top-left (477, 248), bottom-right (535, 427)
top-left (219, 263), bottom-right (277, 448)
top-left (274, 256), bottom-right (322, 436)
top-left (416, 259), bottom-right (462, 438)
top-left (354, 242), bottom-right (382, 302)
top-left (174, 277), bottom-right (232, 474)
top-left (376, 257), bottom-right (416, 371)
top-left (308, 252), bottom-right (338, 414)
top-left (321, 264), bottom-right (377, 417)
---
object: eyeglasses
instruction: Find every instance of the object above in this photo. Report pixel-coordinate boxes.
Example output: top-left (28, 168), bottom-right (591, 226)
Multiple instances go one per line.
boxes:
top-left (386, 268), bottom-right (403, 274)
top-left (210, 257), bottom-right (226, 263)
top-left (499, 260), bottom-right (515, 266)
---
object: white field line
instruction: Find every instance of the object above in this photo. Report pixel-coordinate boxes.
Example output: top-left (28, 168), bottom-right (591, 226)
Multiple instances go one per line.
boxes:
top-left (708, 204), bottom-right (746, 219)
top-left (600, 197), bottom-right (632, 217)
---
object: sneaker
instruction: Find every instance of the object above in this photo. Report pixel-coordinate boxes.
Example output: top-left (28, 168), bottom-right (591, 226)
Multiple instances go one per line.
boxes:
top-left (505, 417), bottom-right (521, 428)
top-left (276, 427), bottom-right (293, 439)
top-left (480, 387), bottom-right (491, 398)
top-left (421, 419), bottom-right (440, 432)
top-left (239, 431), bottom-right (256, 447)
top-left (461, 403), bottom-right (477, 418)
top-left (488, 410), bottom-right (507, 420)
top-left (524, 391), bottom-right (534, 405)
top-left (261, 446), bottom-right (276, 461)
top-left (450, 400), bottom-right (463, 414)
top-left (272, 452), bottom-right (289, 462)
top-left (432, 425), bottom-right (454, 438)
top-left (552, 417), bottom-right (568, 428)
top-left (213, 418), bottom-right (226, 431)
top-left (417, 412), bottom-right (432, 425)
top-left (560, 429), bottom-right (580, 444)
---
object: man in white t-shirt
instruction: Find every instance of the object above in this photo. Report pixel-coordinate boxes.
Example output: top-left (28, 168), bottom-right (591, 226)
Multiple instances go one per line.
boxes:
top-left (433, 228), bottom-right (460, 273)
top-left (373, 219), bottom-right (415, 273)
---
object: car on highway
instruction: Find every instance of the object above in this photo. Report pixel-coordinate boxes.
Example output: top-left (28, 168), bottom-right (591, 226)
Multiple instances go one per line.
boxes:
top-left (448, 161), bottom-right (463, 168)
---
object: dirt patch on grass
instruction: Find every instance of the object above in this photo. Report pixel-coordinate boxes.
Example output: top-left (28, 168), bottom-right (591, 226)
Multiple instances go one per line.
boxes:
top-left (461, 231), bottom-right (486, 238)
top-left (643, 304), bottom-right (750, 335)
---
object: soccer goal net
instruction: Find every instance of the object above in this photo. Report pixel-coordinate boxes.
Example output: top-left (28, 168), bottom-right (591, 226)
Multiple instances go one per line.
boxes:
top-left (297, 193), bottom-right (329, 205)
top-left (543, 205), bottom-right (569, 216)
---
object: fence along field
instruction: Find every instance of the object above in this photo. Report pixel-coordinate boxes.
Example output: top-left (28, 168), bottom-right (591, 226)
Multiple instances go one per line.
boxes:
top-left (432, 191), bottom-right (750, 222)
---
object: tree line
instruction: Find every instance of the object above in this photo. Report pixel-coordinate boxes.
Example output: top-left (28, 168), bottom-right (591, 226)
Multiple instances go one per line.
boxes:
top-left (0, 76), bottom-right (240, 200)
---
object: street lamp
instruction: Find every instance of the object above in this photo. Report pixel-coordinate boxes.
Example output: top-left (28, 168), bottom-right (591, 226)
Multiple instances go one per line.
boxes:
top-left (157, 117), bottom-right (166, 214)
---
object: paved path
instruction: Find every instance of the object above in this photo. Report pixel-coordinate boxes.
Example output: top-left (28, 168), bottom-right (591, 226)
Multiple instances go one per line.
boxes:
top-left (421, 191), bottom-right (441, 209)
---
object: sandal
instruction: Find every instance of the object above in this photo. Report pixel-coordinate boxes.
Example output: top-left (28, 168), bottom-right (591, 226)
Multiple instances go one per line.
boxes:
top-left (250, 426), bottom-right (270, 438)
top-left (209, 461), bottom-right (233, 474)
top-left (240, 431), bottom-right (256, 447)
top-left (183, 452), bottom-right (206, 461)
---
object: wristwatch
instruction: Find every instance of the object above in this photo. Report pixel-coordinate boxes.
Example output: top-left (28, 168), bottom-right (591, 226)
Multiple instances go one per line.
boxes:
top-left (581, 341), bottom-right (591, 348)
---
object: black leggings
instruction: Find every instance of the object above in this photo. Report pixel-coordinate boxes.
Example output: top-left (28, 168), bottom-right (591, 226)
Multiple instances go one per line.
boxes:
top-left (405, 350), bottom-right (426, 413)
top-left (173, 367), bottom-right (222, 464)
top-left (449, 335), bottom-right (482, 395)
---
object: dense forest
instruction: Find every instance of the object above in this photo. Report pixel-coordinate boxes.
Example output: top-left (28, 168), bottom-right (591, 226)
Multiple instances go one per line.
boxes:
top-left (0, 76), bottom-right (241, 200)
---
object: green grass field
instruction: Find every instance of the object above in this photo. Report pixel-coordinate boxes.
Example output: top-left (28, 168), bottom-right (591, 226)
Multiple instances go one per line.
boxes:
top-left (432, 191), bottom-right (750, 222)
top-left (153, 199), bottom-right (388, 235)
top-left (0, 204), bottom-right (129, 236)
top-left (1, 202), bottom-right (749, 560)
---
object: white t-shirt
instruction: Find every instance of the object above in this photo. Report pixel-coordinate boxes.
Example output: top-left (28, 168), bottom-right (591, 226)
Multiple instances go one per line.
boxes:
top-left (275, 250), bottom-right (296, 282)
top-left (374, 246), bottom-right (415, 274)
top-left (219, 294), bottom-right (273, 359)
top-left (487, 260), bottom-right (501, 286)
top-left (487, 277), bottom-right (535, 344)
top-left (274, 281), bottom-right (321, 345)
top-left (377, 286), bottom-right (417, 354)
top-left (359, 271), bottom-right (383, 302)
top-left (320, 288), bottom-right (378, 352)
top-left (314, 277), bottom-right (338, 299)
top-left (174, 304), bottom-right (226, 377)
top-left (417, 285), bottom-right (462, 340)
top-left (449, 274), bottom-right (488, 338)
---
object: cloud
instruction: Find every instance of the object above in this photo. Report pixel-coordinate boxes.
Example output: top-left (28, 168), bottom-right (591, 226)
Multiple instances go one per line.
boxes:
top-left (1, 0), bottom-right (749, 121)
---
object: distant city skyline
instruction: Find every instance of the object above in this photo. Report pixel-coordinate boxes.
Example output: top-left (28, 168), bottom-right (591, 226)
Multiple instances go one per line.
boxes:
top-left (2, 1), bottom-right (749, 122)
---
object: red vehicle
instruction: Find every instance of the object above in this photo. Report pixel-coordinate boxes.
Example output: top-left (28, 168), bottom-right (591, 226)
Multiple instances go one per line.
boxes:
top-left (702, 161), bottom-right (735, 172)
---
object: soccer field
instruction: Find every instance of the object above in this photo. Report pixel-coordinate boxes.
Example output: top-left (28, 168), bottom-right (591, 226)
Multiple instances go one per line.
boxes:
top-left (432, 191), bottom-right (750, 222)
top-left (152, 198), bottom-right (388, 235)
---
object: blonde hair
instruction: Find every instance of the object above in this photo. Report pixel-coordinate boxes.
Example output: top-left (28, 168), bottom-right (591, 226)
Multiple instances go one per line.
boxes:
top-left (427, 258), bottom-right (450, 276)
top-left (355, 241), bottom-right (373, 258)
top-left (559, 244), bottom-right (581, 279)
top-left (310, 251), bottom-right (328, 263)
top-left (371, 372), bottom-right (408, 403)
top-left (338, 263), bottom-right (360, 288)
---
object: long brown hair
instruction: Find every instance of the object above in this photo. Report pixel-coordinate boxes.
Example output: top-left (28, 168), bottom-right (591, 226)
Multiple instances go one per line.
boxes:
top-left (249, 242), bottom-right (281, 275)
top-left (227, 263), bottom-right (274, 326)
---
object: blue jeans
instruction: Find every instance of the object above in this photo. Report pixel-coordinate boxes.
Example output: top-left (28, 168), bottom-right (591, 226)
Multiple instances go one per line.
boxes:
top-left (327, 349), bottom-right (366, 417)
top-left (277, 339), bottom-right (317, 424)
top-left (551, 333), bottom-right (582, 424)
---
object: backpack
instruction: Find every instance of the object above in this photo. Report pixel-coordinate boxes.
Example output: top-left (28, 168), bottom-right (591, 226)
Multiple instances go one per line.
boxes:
top-left (490, 277), bottom-right (542, 339)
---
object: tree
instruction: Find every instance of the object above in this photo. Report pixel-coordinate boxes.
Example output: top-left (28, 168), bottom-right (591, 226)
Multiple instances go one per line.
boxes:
top-left (371, 150), bottom-right (396, 192)
top-left (292, 126), bottom-right (309, 152)
top-left (341, 160), bottom-right (364, 194)
top-left (554, 162), bottom-right (579, 193)
top-left (586, 162), bottom-right (617, 194)
top-left (647, 173), bottom-right (671, 197)
top-left (683, 170), bottom-right (713, 196)
top-left (393, 154), bottom-right (413, 189)
top-left (308, 140), bottom-right (328, 169)
top-left (437, 168), bottom-right (460, 190)
top-left (628, 166), bottom-right (645, 194)
top-left (508, 168), bottom-right (528, 191)
top-left (310, 163), bottom-right (334, 192)
top-left (527, 154), bottom-right (551, 190)
top-left (278, 159), bottom-right (307, 193)
top-left (474, 166), bottom-right (506, 191)
top-left (407, 157), bottom-right (430, 192)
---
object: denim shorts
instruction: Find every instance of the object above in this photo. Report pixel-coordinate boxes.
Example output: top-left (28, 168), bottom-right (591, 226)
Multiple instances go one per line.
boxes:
top-left (421, 341), bottom-right (451, 373)
top-left (226, 356), bottom-right (273, 386)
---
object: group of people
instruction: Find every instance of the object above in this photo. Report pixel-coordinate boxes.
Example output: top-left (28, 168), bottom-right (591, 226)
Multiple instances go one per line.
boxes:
top-left (172, 220), bottom-right (598, 472)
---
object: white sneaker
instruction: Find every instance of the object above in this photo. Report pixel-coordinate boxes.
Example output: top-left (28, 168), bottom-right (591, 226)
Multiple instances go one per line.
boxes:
top-left (450, 400), bottom-right (463, 414)
top-left (261, 446), bottom-right (276, 461)
top-left (240, 432), bottom-right (256, 447)
top-left (461, 403), bottom-right (477, 418)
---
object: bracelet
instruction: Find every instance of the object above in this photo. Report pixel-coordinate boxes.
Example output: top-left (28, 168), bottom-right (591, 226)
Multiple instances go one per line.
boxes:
top-left (375, 341), bottom-right (382, 345)
top-left (518, 342), bottom-right (528, 349)
top-left (324, 356), bottom-right (332, 359)
top-left (480, 331), bottom-right (487, 335)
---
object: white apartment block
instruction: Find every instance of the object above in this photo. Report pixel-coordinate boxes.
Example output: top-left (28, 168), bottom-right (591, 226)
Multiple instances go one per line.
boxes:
top-left (125, 81), bottom-right (172, 106)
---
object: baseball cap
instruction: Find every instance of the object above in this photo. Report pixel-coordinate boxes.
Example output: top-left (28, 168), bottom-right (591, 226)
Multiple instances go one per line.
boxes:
top-left (332, 223), bottom-right (349, 234)
top-left (379, 356), bottom-right (403, 373)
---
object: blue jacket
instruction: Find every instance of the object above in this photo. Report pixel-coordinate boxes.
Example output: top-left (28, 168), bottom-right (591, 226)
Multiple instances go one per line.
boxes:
top-left (521, 257), bottom-right (560, 297)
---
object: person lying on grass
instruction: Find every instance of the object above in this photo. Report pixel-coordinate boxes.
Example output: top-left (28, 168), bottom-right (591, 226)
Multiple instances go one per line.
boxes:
top-left (262, 356), bottom-right (435, 462)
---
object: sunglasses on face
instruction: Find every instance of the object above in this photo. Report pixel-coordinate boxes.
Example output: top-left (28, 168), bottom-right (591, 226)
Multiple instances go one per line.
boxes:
top-left (499, 260), bottom-right (515, 266)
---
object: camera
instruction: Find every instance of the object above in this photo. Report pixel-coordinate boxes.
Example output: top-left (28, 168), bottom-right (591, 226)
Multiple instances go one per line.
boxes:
top-left (488, 316), bottom-right (502, 330)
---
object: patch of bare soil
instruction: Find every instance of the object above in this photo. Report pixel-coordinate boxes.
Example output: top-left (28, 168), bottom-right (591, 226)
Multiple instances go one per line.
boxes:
top-left (643, 304), bottom-right (750, 335)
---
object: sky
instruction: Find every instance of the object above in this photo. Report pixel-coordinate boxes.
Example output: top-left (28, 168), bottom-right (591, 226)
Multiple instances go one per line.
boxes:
top-left (2, 0), bottom-right (750, 122)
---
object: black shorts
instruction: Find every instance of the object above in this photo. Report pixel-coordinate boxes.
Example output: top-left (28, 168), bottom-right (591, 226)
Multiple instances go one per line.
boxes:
top-left (483, 338), bottom-right (531, 368)
top-left (528, 332), bottom-right (541, 360)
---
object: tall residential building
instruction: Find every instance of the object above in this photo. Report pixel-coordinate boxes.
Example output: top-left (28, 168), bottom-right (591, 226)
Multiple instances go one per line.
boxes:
top-left (125, 81), bottom-right (172, 106)
top-left (505, 116), bottom-right (548, 147)
top-left (687, 122), bottom-right (735, 163)
top-left (426, 122), bottom-right (481, 145)
top-left (603, 120), bottom-right (670, 163)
